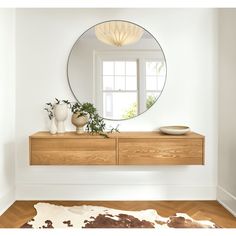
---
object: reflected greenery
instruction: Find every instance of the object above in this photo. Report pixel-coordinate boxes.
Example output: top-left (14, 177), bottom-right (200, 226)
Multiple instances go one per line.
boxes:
top-left (122, 95), bottom-right (157, 119)
top-left (146, 95), bottom-right (157, 109)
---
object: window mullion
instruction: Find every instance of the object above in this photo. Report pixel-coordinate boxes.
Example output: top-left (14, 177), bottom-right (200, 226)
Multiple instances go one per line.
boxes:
top-left (138, 58), bottom-right (146, 114)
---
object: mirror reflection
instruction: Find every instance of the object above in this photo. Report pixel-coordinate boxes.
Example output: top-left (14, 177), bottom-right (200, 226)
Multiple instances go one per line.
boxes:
top-left (67, 20), bottom-right (167, 120)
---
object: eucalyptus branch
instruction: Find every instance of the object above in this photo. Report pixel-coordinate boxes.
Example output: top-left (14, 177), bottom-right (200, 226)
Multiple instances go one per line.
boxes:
top-left (44, 103), bottom-right (54, 120)
top-left (44, 98), bottom-right (71, 120)
top-left (107, 124), bottom-right (120, 134)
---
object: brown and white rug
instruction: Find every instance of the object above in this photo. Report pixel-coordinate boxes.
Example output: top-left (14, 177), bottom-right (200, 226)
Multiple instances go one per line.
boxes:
top-left (21, 203), bottom-right (219, 228)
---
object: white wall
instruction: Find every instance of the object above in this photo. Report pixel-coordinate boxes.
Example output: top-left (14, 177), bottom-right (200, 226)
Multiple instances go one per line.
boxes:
top-left (15, 9), bottom-right (218, 200)
top-left (0, 9), bottom-right (15, 214)
top-left (217, 9), bottom-right (236, 216)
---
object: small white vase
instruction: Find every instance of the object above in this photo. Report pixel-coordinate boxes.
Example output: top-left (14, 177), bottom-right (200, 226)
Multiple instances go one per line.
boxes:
top-left (54, 104), bottom-right (68, 133)
top-left (49, 117), bottom-right (57, 135)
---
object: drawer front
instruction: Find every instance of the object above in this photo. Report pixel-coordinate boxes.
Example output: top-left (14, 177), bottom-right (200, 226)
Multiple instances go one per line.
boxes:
top-left (30, 138), bottom-right (116, 165)
top-left (118, 138), bottom-right (204, 165)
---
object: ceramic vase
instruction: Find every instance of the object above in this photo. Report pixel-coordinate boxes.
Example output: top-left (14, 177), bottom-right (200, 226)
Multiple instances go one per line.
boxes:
top-left (54, 104), bottom-right (68, 133)
top-left (49, 117), bottom-right (57, 134)
top-left (71, 112), bottom-right (89, 134)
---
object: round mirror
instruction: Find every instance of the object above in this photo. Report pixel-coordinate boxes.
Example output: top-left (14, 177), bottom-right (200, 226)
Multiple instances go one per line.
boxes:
top-left (67, 20), bottom-right (167, 120)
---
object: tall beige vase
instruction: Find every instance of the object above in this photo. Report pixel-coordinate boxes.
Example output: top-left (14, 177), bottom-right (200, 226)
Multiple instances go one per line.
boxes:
top-left (54, 104), bottom-right (68, 133)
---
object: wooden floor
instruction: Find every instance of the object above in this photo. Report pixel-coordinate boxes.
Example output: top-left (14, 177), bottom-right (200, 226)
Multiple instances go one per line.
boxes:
top-left (0, 201), bottom-right (235, 228)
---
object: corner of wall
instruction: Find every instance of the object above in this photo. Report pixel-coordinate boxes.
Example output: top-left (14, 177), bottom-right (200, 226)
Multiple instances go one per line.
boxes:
top-left (0, 8), bottom-right (16, 216)
top-left (217, 185), bottom-right (236, 217)
top-left (217, 8), bottom-right (236, 217)
top-left (0, 187), bottom-right (15, 216)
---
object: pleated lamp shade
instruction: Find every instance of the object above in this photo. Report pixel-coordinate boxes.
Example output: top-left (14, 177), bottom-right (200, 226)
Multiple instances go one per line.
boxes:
top-left (95, 21), bottom-right (144, 47)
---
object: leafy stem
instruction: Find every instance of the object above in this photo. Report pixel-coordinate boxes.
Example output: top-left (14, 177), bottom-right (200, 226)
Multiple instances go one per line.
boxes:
top-left (71, 102), bottom-right (119, 138)
top-left (44, 98), bottom-right (71, 120)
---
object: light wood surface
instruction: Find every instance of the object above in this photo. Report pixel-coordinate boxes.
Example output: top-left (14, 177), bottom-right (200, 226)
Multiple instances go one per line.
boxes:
top-left (31, 138), bottom-right (115, 151)
top-left (30, 138), bottom-right (116, 165)
top-left (30, 131), bottom-right (204, 139)
top-left (29, 131), bottom-right (204, 165)
top-left (31, 151), bottom-right (116, 165)
top-left (119, 138), bottom-right (204, 165)
top-left (0, 201), bottom-right (235, 228)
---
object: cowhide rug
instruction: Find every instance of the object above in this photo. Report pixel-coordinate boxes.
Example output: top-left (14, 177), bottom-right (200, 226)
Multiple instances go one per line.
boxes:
top-left (21, 203), bottom-right (219, 229)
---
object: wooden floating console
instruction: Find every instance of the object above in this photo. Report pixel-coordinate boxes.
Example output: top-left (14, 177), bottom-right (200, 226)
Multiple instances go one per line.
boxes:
top-left (29, 131), bottom-right (204, 165)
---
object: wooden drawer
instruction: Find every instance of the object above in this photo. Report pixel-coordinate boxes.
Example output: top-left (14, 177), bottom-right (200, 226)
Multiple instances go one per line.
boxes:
top-left (118, 138), bottom-right (204, 165)
top-left (30, 138), bottom-right (116, 165)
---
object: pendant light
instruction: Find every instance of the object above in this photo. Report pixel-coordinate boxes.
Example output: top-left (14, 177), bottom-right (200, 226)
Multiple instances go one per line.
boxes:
top-left (95, 21), bottom-right (144, 47)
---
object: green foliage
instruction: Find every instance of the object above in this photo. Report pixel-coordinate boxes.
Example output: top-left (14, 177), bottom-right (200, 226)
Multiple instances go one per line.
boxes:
top-left (55, 98), bottom-right (71, 107)
top-left (121, 95), bottom-right (157, 119)
top-left (71, 102), bottom-right (96, 117)
top-left (146, 95), bottom-right (157, 109)
top-left (44, 102), bottom-right (54, 120)
top-left (122, 102), bottom-right (137, 119)
top-left (44, 99), bottom-right (119, 137)
top-left (71, 102), bottom-right (119, 138)
top-left (44, 98), bottom-right (71, 120)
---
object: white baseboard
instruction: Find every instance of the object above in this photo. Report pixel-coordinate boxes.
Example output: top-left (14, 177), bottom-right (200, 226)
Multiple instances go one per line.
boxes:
top-left (16, 184), bottom-right (216, 200)
top-left (0, 188), bottom-right (15, 216)
top-left (217, 185), bottom-right (236, 217)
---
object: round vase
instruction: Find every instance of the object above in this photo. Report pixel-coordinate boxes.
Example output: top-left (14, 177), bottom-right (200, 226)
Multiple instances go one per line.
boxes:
top-left (49, 117), bottom-right (57, 135)
top-left (54, 104), bottom-right (68, 133)
top-left (71, 112), bottom-right (89, 134)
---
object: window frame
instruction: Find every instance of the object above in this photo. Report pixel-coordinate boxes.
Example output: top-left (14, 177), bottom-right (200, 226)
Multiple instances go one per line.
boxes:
top-left (94, 50), bottom-right (165, 119)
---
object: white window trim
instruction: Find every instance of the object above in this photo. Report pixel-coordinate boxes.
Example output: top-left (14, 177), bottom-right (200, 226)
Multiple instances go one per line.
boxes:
top-left (93, 50), bottom-right (165, 118)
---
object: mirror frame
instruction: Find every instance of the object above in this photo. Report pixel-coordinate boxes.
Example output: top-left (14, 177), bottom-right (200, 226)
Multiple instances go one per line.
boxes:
top-left (67, 20), bottom-right (167, 121)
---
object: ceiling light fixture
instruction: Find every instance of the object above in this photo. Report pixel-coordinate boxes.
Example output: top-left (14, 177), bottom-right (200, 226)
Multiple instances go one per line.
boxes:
top-left (95, 21), bottom-right (144, 47)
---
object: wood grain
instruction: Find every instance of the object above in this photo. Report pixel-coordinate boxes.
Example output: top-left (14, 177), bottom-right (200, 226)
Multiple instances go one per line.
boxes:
top-left (0, 201), bottom-right (235, 228)
top-left (31, 138), bottom-right (115, 151)
top-left (31, 151), bottom-right (116, 165)
top-left (29, 131), bottom-right (204, 165)
top-left (30, 138), bottom-right (116, 165)
top-left (119, 138), bottom-right (204, 165)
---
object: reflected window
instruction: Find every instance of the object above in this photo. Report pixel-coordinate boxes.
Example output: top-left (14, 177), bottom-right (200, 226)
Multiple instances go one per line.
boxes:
top-left (95, 51), bottom-right (165, 120)
top-left (145, 61), bottom-right (166, 109)
top-left (102, 61), bottom-right (138, 119)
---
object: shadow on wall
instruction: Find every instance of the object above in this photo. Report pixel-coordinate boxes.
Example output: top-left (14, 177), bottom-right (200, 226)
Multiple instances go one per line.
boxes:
top-left (1, 142), bottom-right (15, 195)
